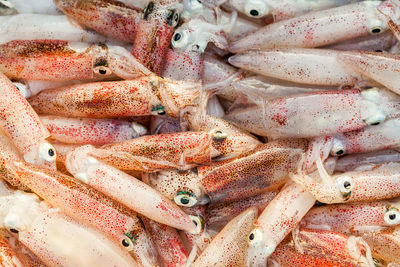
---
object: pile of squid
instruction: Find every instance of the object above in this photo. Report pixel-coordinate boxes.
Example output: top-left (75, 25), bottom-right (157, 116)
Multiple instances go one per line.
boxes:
top-left (2, 0), bottom-right (400, 266)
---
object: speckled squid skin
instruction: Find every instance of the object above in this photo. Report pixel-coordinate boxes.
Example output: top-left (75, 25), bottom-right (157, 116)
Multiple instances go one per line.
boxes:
top-left (86, 131), bottom-right (220, 172)
top-left (18, 211), bottom-right (140, 267)
top-left (206, 191), bottom-right (278, 230)
top-left (0, 40), bottom-right (151, 81)
top-left (0, 71), bottom-right (55, 169)
top-left (132, 20), bottom-right (174, 75)
top-left (186, 113), bottom-right (261, 160)
top-left (41, 116), bottom-right (146, 145)
top-left (229, 1), bottom-right (386, 53)
top-left (200, 140), bottom-right (307, 203)
top-left (0, 40), bottom-right (93, 81)
top-left (330, 117), bottom-right (400, 156)
top-left (192, 208), bottom-right (258, 267)
top-left (141, 217), bottom-right (189, 267)
top-left (11, 161), bottom-right (141, 245)
top-left (361, 226), bottom-right (400, 264)
top-left (28, 74), bottom-right (200, 118)
top-left (54, 0), bottom-right (141, 42)
top-left (65, 145), bottom-right (198, 233)
top-left (269, 228), bottom-right (374, 266)
top-left (225, 89), bottom-right (393, 139)
top-left (247, 183), bottom-right (316, 265)
top-left (0, 234), bottom-right (32, 267)
top-left (145, 169), bottom-right (205, 203)
top-left (300, 201), bottom-right (400, 234)
top-left (293, 163), bottom-right (400, 204)
top-left (0, 133), bottom-right (28, 190)
top-left (162, 49), bottom-right (203, 81)
top-left (338, 50), bottom-right (400, 95)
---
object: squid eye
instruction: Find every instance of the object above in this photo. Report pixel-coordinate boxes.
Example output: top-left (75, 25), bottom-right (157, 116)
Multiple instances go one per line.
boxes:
top-left (244, 0), bottom-right (269, 18)
top-left (94, 66), bottom-right (112, 76)
top-left (143, 2), bottom-right (154, 20)
top-left (213, 130), bottom-right (228, 141)
top-left (370, 26), bottom-right (383, 35)
top-left (384, 208), bottom-right (400, 225)
top-left (9, 228), bottom-right (19, 234)
top-left (39, 142), bottom-right (57, 162)
top-left (174, 191), bottom-right (197, 207)
top-left (151, 105), bottom-right (166, 115)
top-left (190, 215), bottom-right (205, 234)
top-left (172, 30), bottom-right (189, 49)
top-left (248, 228), bottom-right (263, 246)
top-left (167, 10), bottom-right (180, 27)
top-left (365, 113), bottom-right (385, 126)
top-left (121, 236), bottom-right (134, 251)
top-left (336, 176), bottom-right (352, 199)
top-left (331, 139), bottom-right (345, 156)
top-left (0, 0), bottom-right (13, 8)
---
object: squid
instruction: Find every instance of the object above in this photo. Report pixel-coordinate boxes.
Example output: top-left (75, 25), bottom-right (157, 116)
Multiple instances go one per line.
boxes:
top-left (229, 1), bottom-right (390, 52)
top-left (300, 200), bottom-right (400, 234)
top-left (0, 71), bottom-right (56, 169)
top-left (41, 116), bottom-right (147, 145)
top-left (0, 190), bottom-right (139, 267)
top-left (192, 208), bottom-right (258, 267)
top-left (28, 74), bottom-right (200, 118)
top-left (247, 182), bottom-right (316, 265)
top-left (78, 130), bottom-right (228, 172)
top-left (11, 161), bottom-right (159, 266)
top-left (224, 87), bottom-right (400, 139)
top-left (0, 40), bottom-right (151, 81)
top-left (65, 145), bottom-right (200, 234)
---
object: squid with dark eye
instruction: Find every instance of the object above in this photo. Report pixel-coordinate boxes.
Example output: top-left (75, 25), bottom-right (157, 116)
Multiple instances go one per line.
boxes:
top-left (384, 207), bottom-right (400, 225)
top-left (291, 156), bottom-right (400, 204)
top-left (143, 1), bottom-right (183, 27)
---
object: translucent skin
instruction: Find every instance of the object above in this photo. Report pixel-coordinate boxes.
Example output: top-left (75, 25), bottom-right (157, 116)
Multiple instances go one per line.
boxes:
top-left (54, 0), bottom-right (141, 42)
top-left (141, 217), bottom-right (189, 267)
top-left (0, 40), bottom-right (150, 81)
top-left (65, 145), bottom-right (198, 233)
top-left (85, 131), bottom-right (221, 172)
top-left (270, 228), bottom-right (374, 266)
top-left (0, 133), bottom-right (28, 190)
top-left (200, 140), bottom-right (307, 203)
top-left (0, 234), bottom-right (32, 267)
top-left (247, 183), bottom-right (316, 265)
top-left (19, 211), bottom-right (139, 267)
top-left (192, 208), bottom-right (258, 267)
top-left (0, 71), bottom-right (55, 169)
top-left (132, 20), bottom-right (174, 75)
top-left (28, 75), bottom-right (200, 118)
top-left (229, 1), bottom-right (386, 52)
top-left (41, 116), bottom-right (146, 145)
top-left (225, 88), bottom-right (397, 139)
top-left (293, 163), bottom-right (400, 204)
top-left (300, 201), bottom-right (399, 234)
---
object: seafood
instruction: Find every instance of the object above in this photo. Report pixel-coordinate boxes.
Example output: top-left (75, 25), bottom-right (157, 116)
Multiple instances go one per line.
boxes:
top-left (2, 0), bottom-right (59, 15)
top-left (192, 207), bottom-right (258, 267)
top-left (247, 182), bottom-right (316, 265)
top-left (141, 217), bottom-right (189, 267)
top-left (65, 145), bottom-right (200, 233)
top-left (28, 74), bottom-right (200, 118)
top-left (80, 131), bottom-right (227, 172)
top-left (225, 88), bottom-right (400, 139)
top-left (0, 71), bottom-right (56, 169)
top-left (41, 116), bottom-right (147, 145)
top-left (292, 158), bottom-right (400, 204)
top-left (300, 200), bottom-right (400, 234)
top-left (335, 150), bottom-right (400, 172)
top-left (229, 1), bottom-right (388, 52)
top-left (11, 161), bottom-right (159, 266)
top-left (223, 0), bottom-right (362, 21)
top-left (0, 190), bottom-right (139, 267)
top-left (0, 14), bottom-right (122, 45)
top-left (0, 40), bottom-right (150, 81)
top-left (269, 228), bottom-right (374, 266)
